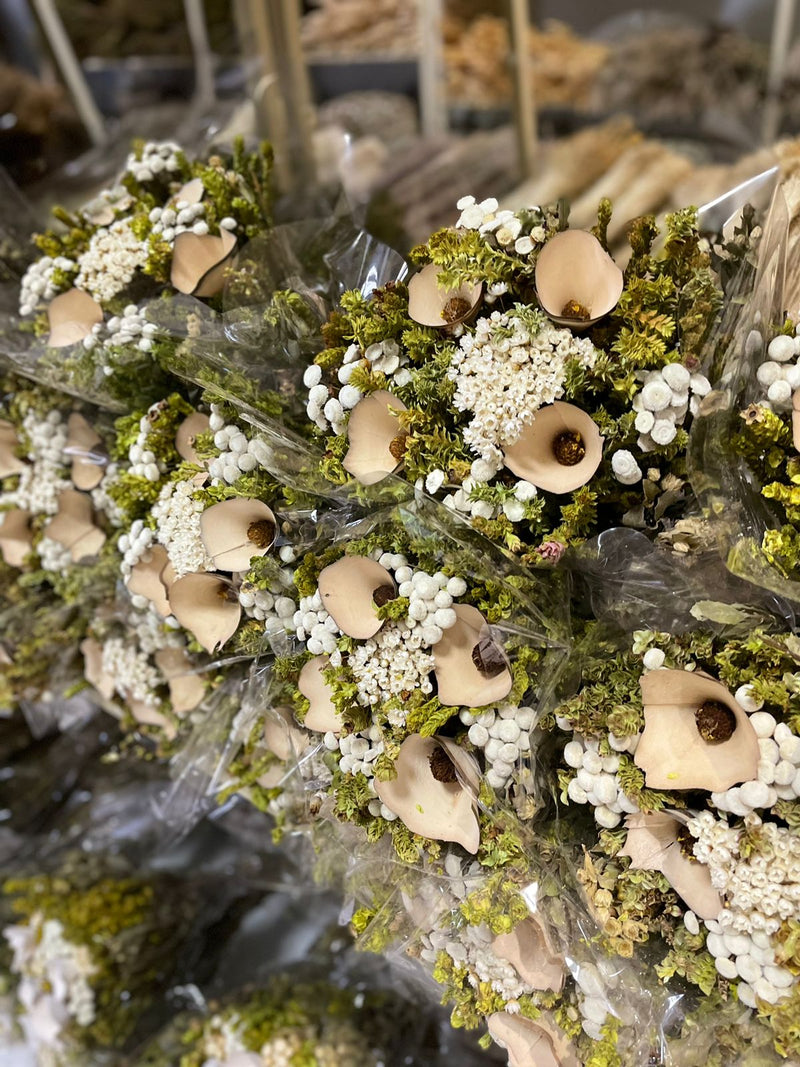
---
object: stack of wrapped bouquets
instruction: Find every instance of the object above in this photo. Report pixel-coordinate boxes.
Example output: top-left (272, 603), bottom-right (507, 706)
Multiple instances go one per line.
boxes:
top-left (3, 137), bottom-right (800, 1067)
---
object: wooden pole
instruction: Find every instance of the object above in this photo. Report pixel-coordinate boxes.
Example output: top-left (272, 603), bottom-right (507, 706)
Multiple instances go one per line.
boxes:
top-left (509, 0), bottom-right (537, 180)
top-left (183, 0), bottom-right (216, 112)
top-left (29, 0), bottom-right (107, 146)
top-left (418, 0), bottom-right (447, 138)
top-left (763, 0), bottom-right (796, 144)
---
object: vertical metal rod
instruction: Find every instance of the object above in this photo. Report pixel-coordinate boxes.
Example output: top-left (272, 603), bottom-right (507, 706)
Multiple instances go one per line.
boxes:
top-left (418, 0), bottom-right (447, 137)
top-left (280, 0), bottom-right (317, 188)
top-left (29, 0), bottom-right (107, 146)
top-left (763, 0), bottom-right (796, 144)
top-left (509, 0), bottom-right (537, 179)
top-left (183, 0), bottom-right (216, 112)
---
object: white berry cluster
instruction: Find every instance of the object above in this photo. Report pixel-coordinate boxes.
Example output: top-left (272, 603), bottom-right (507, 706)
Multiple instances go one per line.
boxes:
top-left (117, 518), bottom-right (155, 578)
top-left (151, 480), bottom-right (213, 579)
top-left (395, 561), bottom-right (464, 647)
top-left (562, 735), bottom-right (640, 828)
top-left (73, 219), bottom-right (149, 305)
top-left (572, 960), bottom-right (616, 1041)
top-left (128, 404), bottom-right (178, 482)
top-left (148, 199), bottom-right (217, 243)
top-left (755, 331), bottom-right (800, 409)
top-left (631, 364), bottom-right (711, 451)
top-left (349, 625), bottom-right (435, 715)
top-left (124, 140), bottom-right (183, 183)
top-left (455, 195), bottom-right (546, 257)
top-left (713, 708), bottom-right (800, 816)
top-left (441, 474), bottom-right (537, 525)
top-left (6, 409), bottom-right (69, 515)
top-left (332, 724), bottom-right (386, 780)
top-left (101, 636), bottom-right (161, 706)
top-left (448, 308), bottom-right (597, 468)
top-left (363, 338), bottom-right (407, 378)
top-left (689, 812), bottom-right (799, 1006)
top-left (460, 703), bottom-right (535, 789)
top-left (18, 255), bottom-right (75, 316)
top-left (238, 581), bottom-right (296, 633)
top-left (207, 409), bottom-right (265, 484)
top-left (36, 534), bottom-right (73, 573)
top-left (104, 305), bottom-right (158, 353)
top-left (293, 591), bottom-right (339, 655)
top-left (5, 914), bottom-right (97, 1036)
top-left (129, 603), bottom-right (182, 654)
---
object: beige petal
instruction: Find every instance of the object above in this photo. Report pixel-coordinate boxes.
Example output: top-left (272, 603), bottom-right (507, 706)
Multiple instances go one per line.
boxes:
top-left (168, 572), bottom-right (241, 653)
top-left (318, 555), bottom-right (394, 639)
top-left (488, 1014), bottom-right (579, 1067)
top-left (492, 916), bottom-right (565, 992)
top-left (46, 289), bottom-right (103, 348)
top-left (127, 696), bottom-right (176, 740)
top-left (66, 413), bottom-right (105, 491)
top-left (407, 262), bottom-right (483, 327)
top-left (127, 545), bottom-right (171, 616)
top-left (154, 647), bottom-right (206, 714)
top-left (264, 704), bottom-right (308, 760)
top-left (374, 733), bottom-right (480, 853)
top-left (621, 813), bottom-right (722, 921)
top-left (46, 489), bottom-right (106, 562)
top-left (503, 402), bottom-right (603, 494)
top-left (160, 559), bottom-right (178, 590)
top-left (433, 603), bottom-right (512, 708)
top-left (535, 229), bottom-right (623, 328)
top-left (298, 655), bottom-right (343, 733)
top-left (0, 421), bottom-right (25, 479)
top-left (635, 669), bottom-right (759, 792)
top-left (0, 509), bottom-right (32, 567)
top-left (257, 764), bottom-right (285, 789)
top-left (175, 411), bottom-right (210, 463)
top-left (175, 177), bottom-right (205, 205)
top-left (200, 498), bottom-right (276, 573)
top-left (80, 637), bottom-right (115, 701)
top-left (170, 230), bottom-right (237, 298)
top-left (342, 390), bottom-right (407, 486)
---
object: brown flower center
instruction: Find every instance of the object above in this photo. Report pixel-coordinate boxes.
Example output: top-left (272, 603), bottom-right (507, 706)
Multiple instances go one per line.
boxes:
top-left (442, 295), bottom-right (472, 324)
top-left (552, 430), bottom-right (585, 467)
top-left (247, 518), bottom-right (275, 549)
top-left (215, 583), bottom-right (239, 603)
top-left (675, 823), bottom-right (697, 860)
top-left (372, 583), bottom-right (396, 608)
top-left (429, 745), bottom-right (458, 783)
top-left (561, 299), bottom-right (591, 321)
top-left (695, 700), bottom-right (737, 743)
top-left (471, 637), bottom-right (507, 678)
top-left (389, 433), bottom-right (408, 462)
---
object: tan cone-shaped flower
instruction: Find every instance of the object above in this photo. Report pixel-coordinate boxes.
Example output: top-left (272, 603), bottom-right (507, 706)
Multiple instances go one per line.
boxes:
top-left (318, 555), bottom-right (395, 640)
top-left (492, 916), bottom-right (565, 992)
top-left (535, 229), bottom-right (623, 329)
top-left (65, 413), bottom-right (105, 490)
top-left (503, 402), bottom-right (603, 494)
top-left (0, 509), bottom-right (32, 567)
top-left (374, 733), bottom-right (481, 853)
top-left (126, 697), bottom-right (176, 739)
top-left (433, 603), bottom-right (512, 708)
top-left (0, 421), bottom-right (25, 479)
top-left (200, 498), bottom-right (276, 573)
top-left (407, 262), bottom-right (483, 328)
top-left (298, 656), bottom-right (343, 733)
top-left (342, 390), bottom-right (408, 486)
top-left (154, 648), bottom-right (206, 714)
top-left (46, 289), bottom-right (103, 348)
top-left (170, 229), bottom-right (237, 298)
top-left (175, 411), bottom-right (210, 464)
top-left (175, 177), bottom-right (205, 205)
top-left (80, 637), bottom-right (115, 702)
top-left (264, 705), bottom-right (309, 760)
top-left (488, 1014), bottom-right (579, 1067)
top-left (621, 812), bottom-right (722, 920)
top-left (46, 490), bottom-right (106, 562)
top-left (792, 389), bottom-right (800, 451)
top-left (168, 572), bottom-right (241, 653)
top-left (635, 669), bottom-right (759, 792)
top-left (127, 545), bottom-right (172, 616)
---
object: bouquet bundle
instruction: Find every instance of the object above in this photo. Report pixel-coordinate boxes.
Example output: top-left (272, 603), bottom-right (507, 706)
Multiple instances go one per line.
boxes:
top-left (5, 136), bottom-right (800, 1067)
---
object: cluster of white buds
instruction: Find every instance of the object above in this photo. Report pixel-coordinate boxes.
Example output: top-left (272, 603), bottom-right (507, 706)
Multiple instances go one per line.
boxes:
top-left (633, 364), bottom-right (711, 450)
top-left (755, 332), bottom-right (800, 409)
top-left (460, 703), bottom-right (535, 789)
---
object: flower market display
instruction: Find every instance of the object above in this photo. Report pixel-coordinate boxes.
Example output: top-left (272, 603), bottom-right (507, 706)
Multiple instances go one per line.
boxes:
top-left (4, 136), bottom-right (800, 1067)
